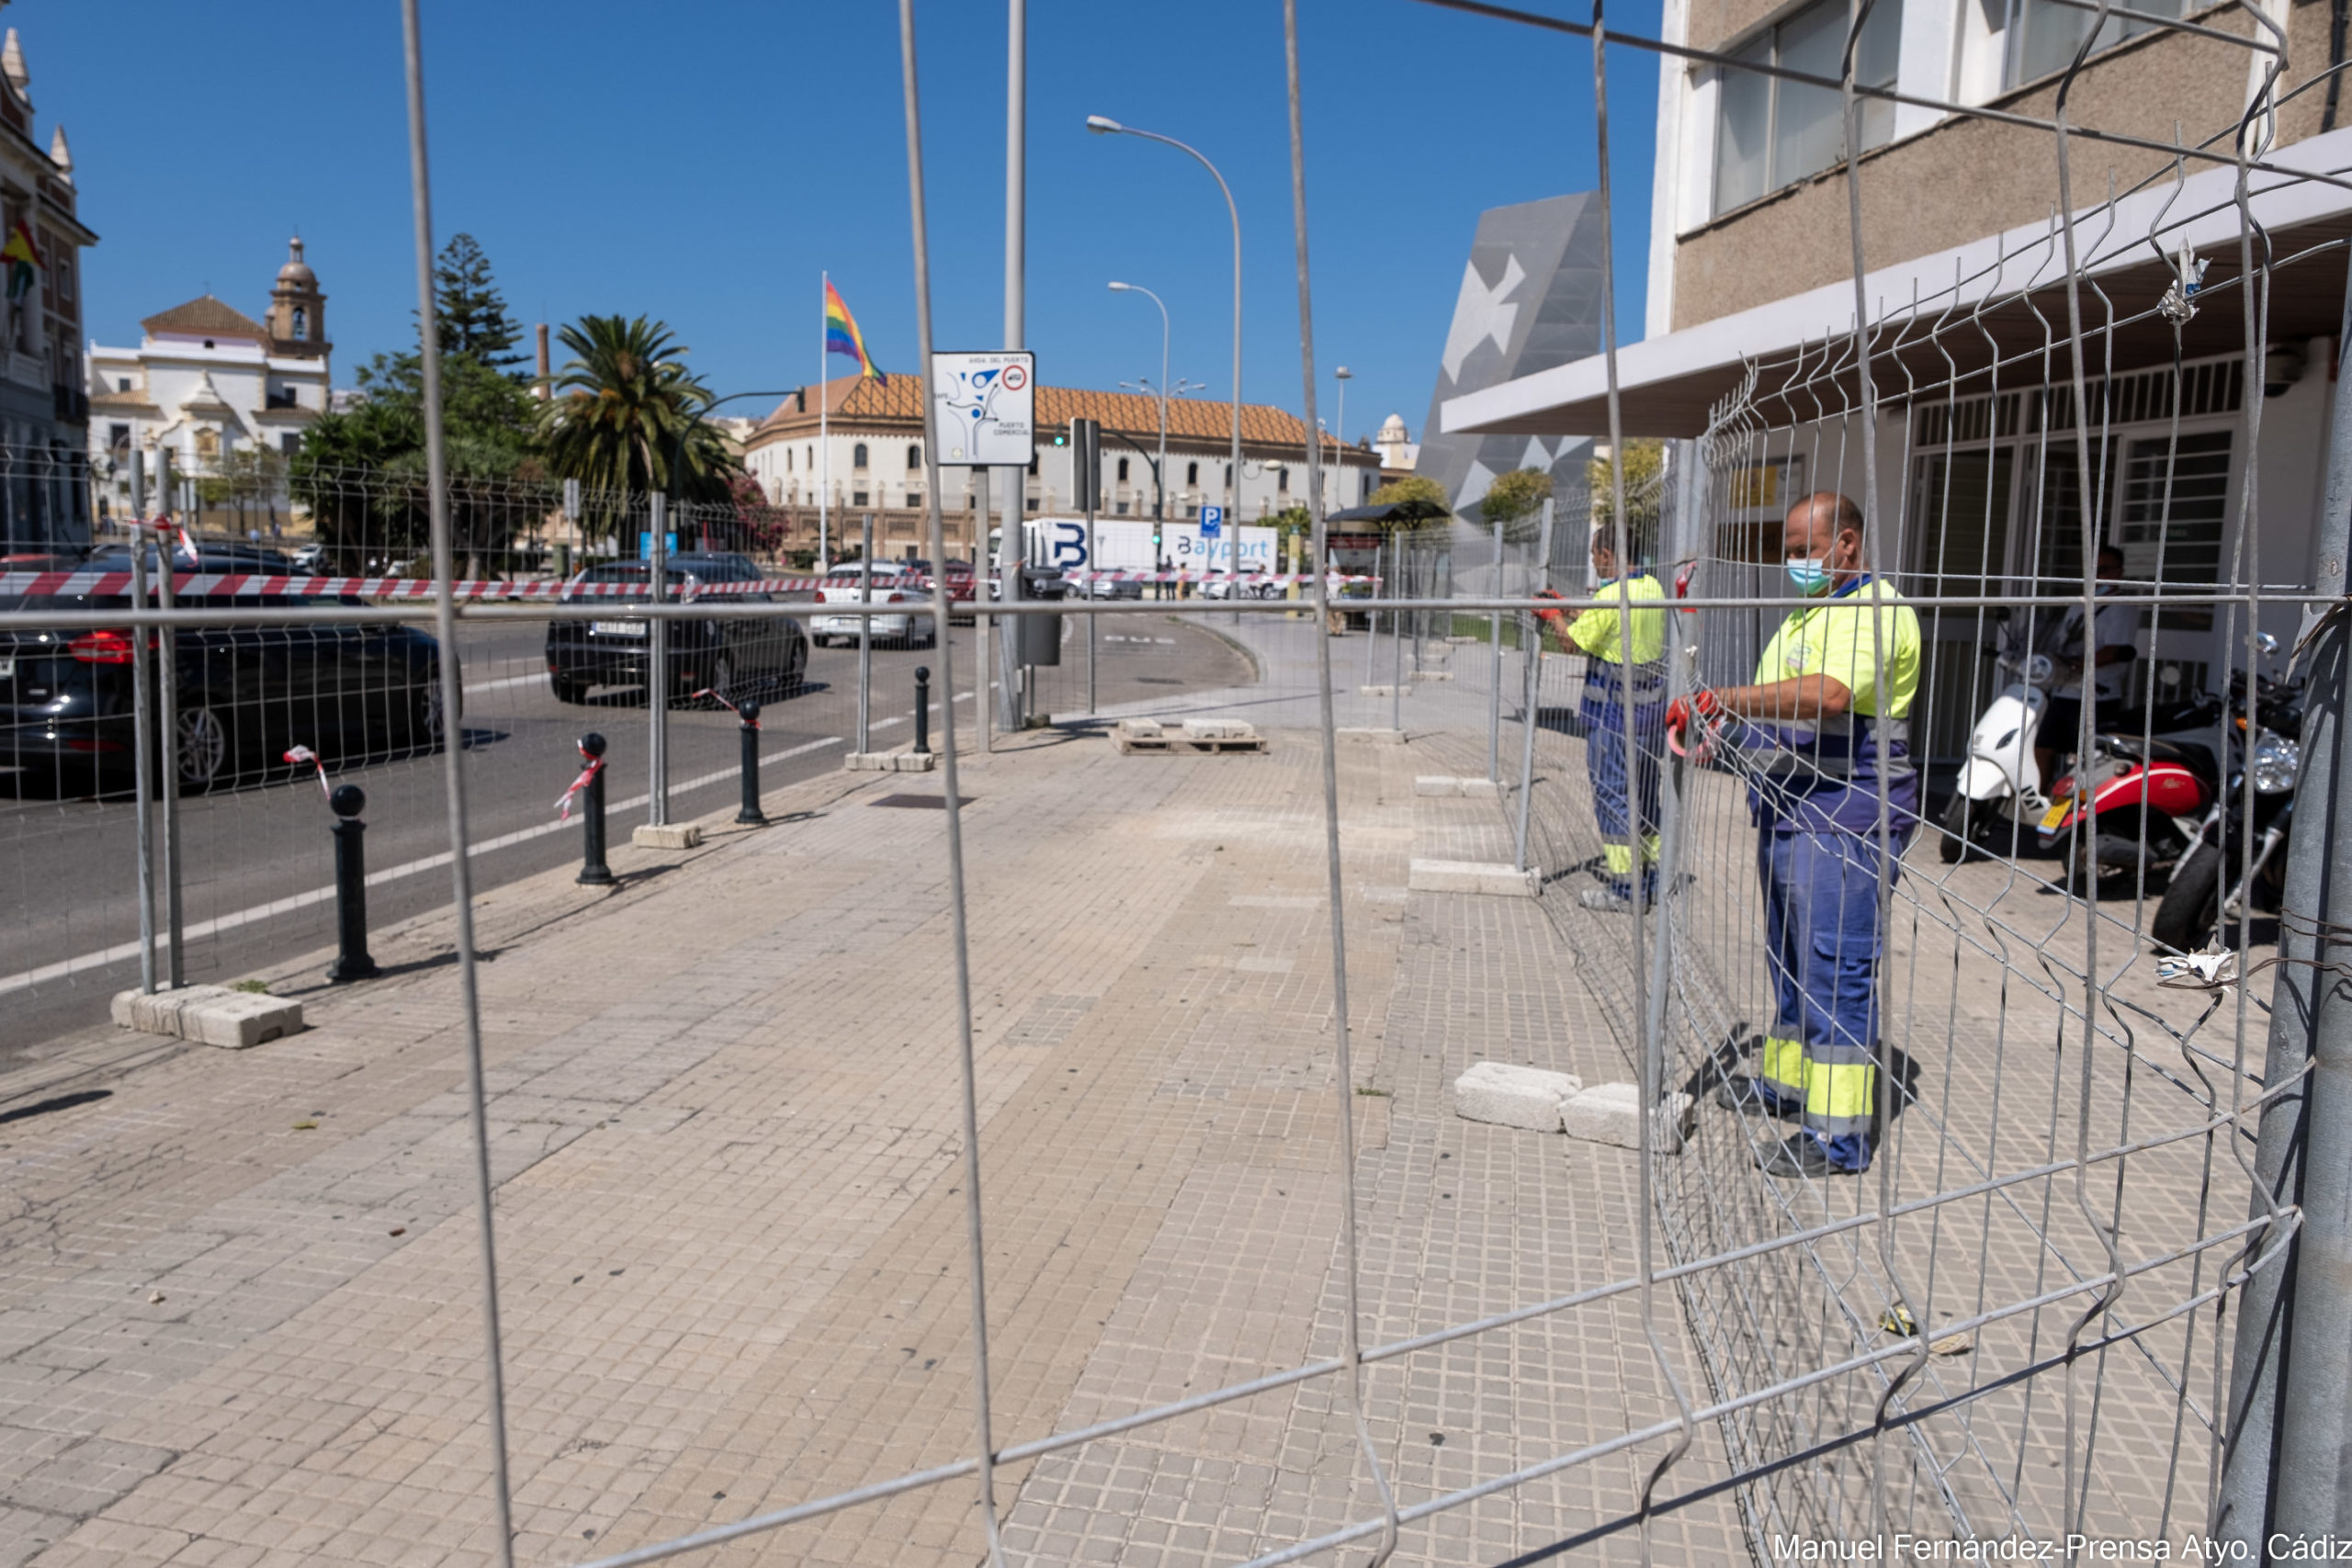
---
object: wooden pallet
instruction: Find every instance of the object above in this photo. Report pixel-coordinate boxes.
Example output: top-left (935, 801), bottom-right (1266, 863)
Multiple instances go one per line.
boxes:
top-left (1115, 732), bottom-right (1269, 755)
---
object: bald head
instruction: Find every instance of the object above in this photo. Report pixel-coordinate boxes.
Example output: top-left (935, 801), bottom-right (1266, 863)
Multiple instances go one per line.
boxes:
top-left (1785, 491), bottom-right (1867, 583)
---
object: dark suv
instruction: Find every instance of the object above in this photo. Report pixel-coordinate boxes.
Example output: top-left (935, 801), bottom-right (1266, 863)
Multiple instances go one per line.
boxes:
top-left (0, 545), bottom-right (447, 796)
top-left (545, 554), bottom-right (808, 705)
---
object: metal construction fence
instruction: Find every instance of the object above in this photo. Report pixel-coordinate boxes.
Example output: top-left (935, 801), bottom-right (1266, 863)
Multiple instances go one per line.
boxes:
top-left (8, 0), bottom-right (2352, 1562)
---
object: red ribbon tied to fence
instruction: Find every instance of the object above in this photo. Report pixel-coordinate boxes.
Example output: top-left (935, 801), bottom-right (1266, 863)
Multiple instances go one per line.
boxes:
top-left (282, 745), bottom-right (331, 800)
top-left (689, 688), bottom-right (759, 728)
top-left (554, 742), bottom-right (605, 820)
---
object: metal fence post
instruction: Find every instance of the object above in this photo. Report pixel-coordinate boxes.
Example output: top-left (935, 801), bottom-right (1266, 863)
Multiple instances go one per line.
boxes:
top-left (976, 468), bottom-right (993, 754)
top-left (857, 513), bottom-right (874, 755)
top-left (1488, 516), bottom-right (1505, 781)
top-left (1513, 500), bottom-right (1554, 874)
top-left (1390, 546), bottom-right (1405, 733)
top-left (155, 514), bottom-right (185, 988)
top-left (2221, 284), bottom-right (2352, 1551)
top-left (1365, 541), bottom-right (1381, 686)
top-left (129, 541), bottom-right (156, 995)
top-left (647, 494), bottom-right (669, 829)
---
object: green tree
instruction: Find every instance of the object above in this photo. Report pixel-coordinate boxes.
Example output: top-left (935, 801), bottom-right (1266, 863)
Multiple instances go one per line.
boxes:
top-left (291, 235), bottom-right (543, 573)
top-left (1588, 439), bottom-right (1666, 560)
top-left (1476, 467), bottom-right (1553, 532)
top-left (1365, 473), bottom-right (1449, 523)
top-left (433, 233), bottom-right (526, 369)
top-left (536, 315), bottom-right (736, 544)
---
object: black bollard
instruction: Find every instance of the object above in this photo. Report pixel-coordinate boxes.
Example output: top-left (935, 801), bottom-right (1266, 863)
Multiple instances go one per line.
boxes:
top-left (577, 732), bottom-right (615, 886)
top-left (913, 665), bottom-right (932, 756)
top-left (327, 784), bottom-right (380, 982)
top-left (736, 699), bottom-right (767, 827)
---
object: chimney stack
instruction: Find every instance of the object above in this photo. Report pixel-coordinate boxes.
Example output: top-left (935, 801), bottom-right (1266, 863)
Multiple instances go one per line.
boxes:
top-left (536, 322), bottom-right (550, 400)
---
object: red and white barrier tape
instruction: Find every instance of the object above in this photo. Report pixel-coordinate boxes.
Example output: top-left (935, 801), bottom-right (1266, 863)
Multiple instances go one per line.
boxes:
top-left (690, 688), bottom-right (759, 727)
top-left (555, 744), bottom-right (605, 821)
top-left (282, 744), bottom-right (331, 801)
top-left (0, 568), bottom-right (1381, 603)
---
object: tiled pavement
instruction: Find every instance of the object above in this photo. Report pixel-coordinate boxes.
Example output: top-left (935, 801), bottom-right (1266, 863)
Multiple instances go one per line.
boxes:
top-left (1, 714), bottom-right (1741, 1567)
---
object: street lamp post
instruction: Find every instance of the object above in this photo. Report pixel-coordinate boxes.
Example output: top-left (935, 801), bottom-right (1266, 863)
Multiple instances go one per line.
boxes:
top-left (1088, 115), bottom-right (1241, 600)
top-left (1333, 365), bottom-right (1351, 514)
top-left (1108, 281), bottom-right (1170, 563)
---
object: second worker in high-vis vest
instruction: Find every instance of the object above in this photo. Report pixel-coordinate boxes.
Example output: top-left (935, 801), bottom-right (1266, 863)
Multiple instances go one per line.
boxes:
top-left (1561, 536), bottom-right (1668, 913)
top-left (1667, 492), bottom-right (1921, 1179)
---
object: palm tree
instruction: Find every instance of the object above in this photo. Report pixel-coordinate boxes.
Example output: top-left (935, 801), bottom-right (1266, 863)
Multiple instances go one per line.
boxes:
top-left (537, 315), bottom-right (736, 542)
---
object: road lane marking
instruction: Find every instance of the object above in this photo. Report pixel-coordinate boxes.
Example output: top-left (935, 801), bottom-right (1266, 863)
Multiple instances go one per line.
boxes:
top-left (0, 734), bottom-right (848, 1001)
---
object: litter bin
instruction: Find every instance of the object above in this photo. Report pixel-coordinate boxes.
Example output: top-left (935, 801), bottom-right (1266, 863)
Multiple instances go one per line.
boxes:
top-left (1015, 564), bottom-right (1067, 667)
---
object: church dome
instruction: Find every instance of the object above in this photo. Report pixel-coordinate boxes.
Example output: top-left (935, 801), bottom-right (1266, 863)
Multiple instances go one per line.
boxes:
top-left (276, 238), bottom-right (316, 288)
top-left (1378, 413), bottom-right (1408, 441)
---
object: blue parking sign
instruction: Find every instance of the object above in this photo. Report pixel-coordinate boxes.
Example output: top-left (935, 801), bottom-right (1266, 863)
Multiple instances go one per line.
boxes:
top-left (1199, 505), bottom-right (1223, 538)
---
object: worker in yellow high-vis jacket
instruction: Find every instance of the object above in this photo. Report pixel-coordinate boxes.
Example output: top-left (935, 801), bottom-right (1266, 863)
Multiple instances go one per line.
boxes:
top-left (1668, 493), bottom-right (1921, 1179)
top-left (1561, 535), bottom-right (1668, 913)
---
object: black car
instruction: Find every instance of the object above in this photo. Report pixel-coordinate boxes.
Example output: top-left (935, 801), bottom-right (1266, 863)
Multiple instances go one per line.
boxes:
top-left (545, 554), bottom-right (808, 705)
top-left (0, 545), bottom-right (447, 796)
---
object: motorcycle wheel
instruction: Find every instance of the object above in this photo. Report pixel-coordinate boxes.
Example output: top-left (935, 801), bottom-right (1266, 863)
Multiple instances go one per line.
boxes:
top-left (1939, 794), bottom-right (1975, 863)
top-left (2153, 842), bottom-right (2223, 951)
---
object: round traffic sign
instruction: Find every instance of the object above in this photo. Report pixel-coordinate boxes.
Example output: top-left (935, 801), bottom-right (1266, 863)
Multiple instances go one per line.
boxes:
top-left (1001, 363), bottom-right (1029, 391)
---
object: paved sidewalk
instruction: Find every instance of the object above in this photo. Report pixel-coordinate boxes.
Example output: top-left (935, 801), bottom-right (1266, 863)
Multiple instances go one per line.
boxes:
top-left (1, 717), bottom-right (1736, 1567)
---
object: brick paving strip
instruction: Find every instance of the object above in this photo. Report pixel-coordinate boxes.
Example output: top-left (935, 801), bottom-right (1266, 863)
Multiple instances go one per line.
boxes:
top-left (1, 726), bottom-right (1739, 1568)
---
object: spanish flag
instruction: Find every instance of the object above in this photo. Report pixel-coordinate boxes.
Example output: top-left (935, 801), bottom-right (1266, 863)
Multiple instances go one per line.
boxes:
top-left (1, 222), bottom-right (39, 302)
top-left (823, 278), bottom-right (877, 379)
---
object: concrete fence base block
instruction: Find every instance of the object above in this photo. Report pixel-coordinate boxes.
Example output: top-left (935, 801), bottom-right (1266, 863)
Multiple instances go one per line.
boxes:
top-left (112, 985), bottom-right (304, 1049)
top-left (1453, 1061), bottom-right (1584, 1132)
top-left (1336, 728), bottom-right (1406, 745)
top-left (1444, 635), bottom-right (1479, 644)
top-left (1560, 1082), bottom-right (1696, 1154)
top-left (1115, 718), bottom-right (1164, 739)
top-left (1409, 670), bottom-right (1456, 682)
top-left (1415, 775), bottom-right (1504, 798)
top-left (889, 751), bottom-right (938, 773)
top-left (1182, 718), bottom-right (1257, 741)
top-left (631, 823), bottom-right (703, 851)
top-left (1358, 684), bottom-right (1410, 698)
top-left (1408, 858), bottom-right (1539, 897)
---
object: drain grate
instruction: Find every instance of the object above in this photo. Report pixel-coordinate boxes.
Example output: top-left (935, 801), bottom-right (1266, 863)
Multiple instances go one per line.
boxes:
top-left (1135, 677), bottom-right (1183, 685)
top-left (871, 794), bottom-right (962, 809)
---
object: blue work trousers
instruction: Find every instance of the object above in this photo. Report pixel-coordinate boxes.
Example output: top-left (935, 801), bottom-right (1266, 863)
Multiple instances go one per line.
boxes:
top-left (1757, 827), bottom-right (1905, 1172)
top-left (1586, 698), bottom-right (1664, 898)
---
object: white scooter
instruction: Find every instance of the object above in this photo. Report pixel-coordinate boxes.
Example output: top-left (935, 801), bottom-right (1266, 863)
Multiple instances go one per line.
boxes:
top-left (1939, 625), bottom-right (2061, 864)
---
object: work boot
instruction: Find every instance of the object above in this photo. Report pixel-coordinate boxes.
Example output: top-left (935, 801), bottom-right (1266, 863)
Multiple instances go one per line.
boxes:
top-left (1755, 1133), bottom-right (1852, 1179)
top-left (1578, 887), bottom-right (1634, 913)
top-left (1713, 1077), bottom-right (1793, 1117)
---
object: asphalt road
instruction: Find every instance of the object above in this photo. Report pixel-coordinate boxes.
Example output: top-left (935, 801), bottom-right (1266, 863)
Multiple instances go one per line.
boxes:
top-left (0, 610), bottom-right (1253, 1066)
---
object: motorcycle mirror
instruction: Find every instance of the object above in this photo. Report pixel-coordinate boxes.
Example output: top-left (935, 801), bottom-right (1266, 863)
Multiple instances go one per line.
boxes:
top-left (2256, 631), bottom-right (2280, 659)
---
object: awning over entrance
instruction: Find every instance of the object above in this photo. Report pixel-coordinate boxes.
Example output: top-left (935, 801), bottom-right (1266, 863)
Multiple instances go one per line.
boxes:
top-left (1441, 128), bottom-right (2352, 440)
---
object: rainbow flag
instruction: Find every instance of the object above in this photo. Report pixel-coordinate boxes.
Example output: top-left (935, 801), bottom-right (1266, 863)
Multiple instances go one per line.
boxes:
top-left (824, 279), bottom-right (876, 378)
top-left (1, 222), bottom-right (39, 302)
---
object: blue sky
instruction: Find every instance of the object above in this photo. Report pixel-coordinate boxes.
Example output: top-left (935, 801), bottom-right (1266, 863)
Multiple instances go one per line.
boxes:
top-left (29, 0), bottom-right (1659, 450)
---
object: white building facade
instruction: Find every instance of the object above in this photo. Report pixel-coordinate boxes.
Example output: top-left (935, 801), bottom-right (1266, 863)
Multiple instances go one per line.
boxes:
top-left (85, 240), bottom-right (332, 521)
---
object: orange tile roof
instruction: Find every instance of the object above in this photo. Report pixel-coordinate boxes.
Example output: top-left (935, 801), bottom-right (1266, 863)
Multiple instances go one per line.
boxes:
top-left (141, 295), bottom-right (270, 344)
top-left (747, 370), bottom-right (1369, 457)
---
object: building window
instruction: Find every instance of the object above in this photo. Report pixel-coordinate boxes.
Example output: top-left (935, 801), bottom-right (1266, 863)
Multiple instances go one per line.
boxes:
top-left (853, 443), bottom-right (869, 470)
top-left (786, 447), bottom-right (794, 473)
top-left (116, 377), bottom-right (130, 393)
top-left (1186, 461), bottom-right (1199, 487)
top-left (107, 422), bottom-right (130, 457)
top-left (1116, 457), bottom-right (1129, 481)
top-left (281, 434), bottom-right (301, 457)
top-left (1277, 466), bottom-right (1289, 492)
top-left (292, 306), bottom-right (308, 340)
top-left (852, 490), bottom-right (870, 507)
top-left (1713, 0), bottom-right (1899, 216)
top-left (906, 490), bottom-right (923, 508)
top-left (906, 443), bottom-right (922, 469)
top-left (1115, 501), bottom-right (1130, 515)
top-left (2002, 0), bottom-right (2184, 86)
top-left (1027, 456), bottom-right (1038, 476)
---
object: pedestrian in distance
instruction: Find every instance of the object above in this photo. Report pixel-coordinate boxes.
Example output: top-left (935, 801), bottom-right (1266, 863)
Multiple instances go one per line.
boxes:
top-left (1559, 534), bottom-right (1668, 912)
top-left (1668, 492), bottom-right (1922, 1179)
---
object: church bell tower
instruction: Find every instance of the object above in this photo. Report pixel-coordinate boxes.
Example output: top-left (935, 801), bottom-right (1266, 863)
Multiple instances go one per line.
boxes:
top-left (265, 238), bottom-right (328, 363)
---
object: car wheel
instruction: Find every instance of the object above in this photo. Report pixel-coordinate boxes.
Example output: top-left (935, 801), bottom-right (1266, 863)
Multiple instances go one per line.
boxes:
top-left (411, 674), bottom-right (447, 753)
top-left (175, 704), bottom-right (232, 793)
top-left (552, 675), bottom-right (589, 705)
top-left (710, 653), bottom-right (736, 705)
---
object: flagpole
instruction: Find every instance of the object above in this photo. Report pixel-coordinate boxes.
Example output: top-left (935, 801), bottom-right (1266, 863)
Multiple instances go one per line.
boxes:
top-left (819, 271), bottom-right (831, 570)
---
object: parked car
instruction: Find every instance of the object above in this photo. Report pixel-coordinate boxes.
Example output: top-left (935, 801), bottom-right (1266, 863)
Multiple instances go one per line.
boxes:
top-left (811, 561), bottom-right (936, 648)
top-left (0, 545), bottom-right (447, 796)
top-left (1202, 575), bottom-right (1285, 601)
top-left (290, 541), bottom-right (327, 572)
top-left (1083, 574), bottom-right (1146, 602)
top-left (546, 554), bottom-right (807, 705)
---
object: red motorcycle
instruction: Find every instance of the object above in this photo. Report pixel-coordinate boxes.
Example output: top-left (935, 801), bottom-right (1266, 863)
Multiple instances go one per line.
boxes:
top-left (2035, 694), bottom-right (2223, 884)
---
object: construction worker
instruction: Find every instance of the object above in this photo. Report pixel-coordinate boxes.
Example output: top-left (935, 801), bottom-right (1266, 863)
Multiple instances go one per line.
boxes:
top-left (1561, 535), bottom-right (1668, 912)
top-left (1667, 492), bottom-right (1920, 1179)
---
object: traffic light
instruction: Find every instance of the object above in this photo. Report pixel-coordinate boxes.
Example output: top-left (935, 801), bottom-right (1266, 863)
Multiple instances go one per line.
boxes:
top-left (1069, 418), bottom-right (1101, 509)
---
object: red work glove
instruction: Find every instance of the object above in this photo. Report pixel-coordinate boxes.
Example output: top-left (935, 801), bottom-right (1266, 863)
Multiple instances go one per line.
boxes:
top-left (1664, 688), bottom-right (1722, 739)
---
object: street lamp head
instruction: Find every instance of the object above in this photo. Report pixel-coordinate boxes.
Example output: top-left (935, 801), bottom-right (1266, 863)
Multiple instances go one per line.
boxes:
top-left (1085, 114), bottom-right (1124, 135)
top-left (1107, 280), bottom-right (1130, 292)
top-left (1335, 366), bottom-right (1353, 380)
